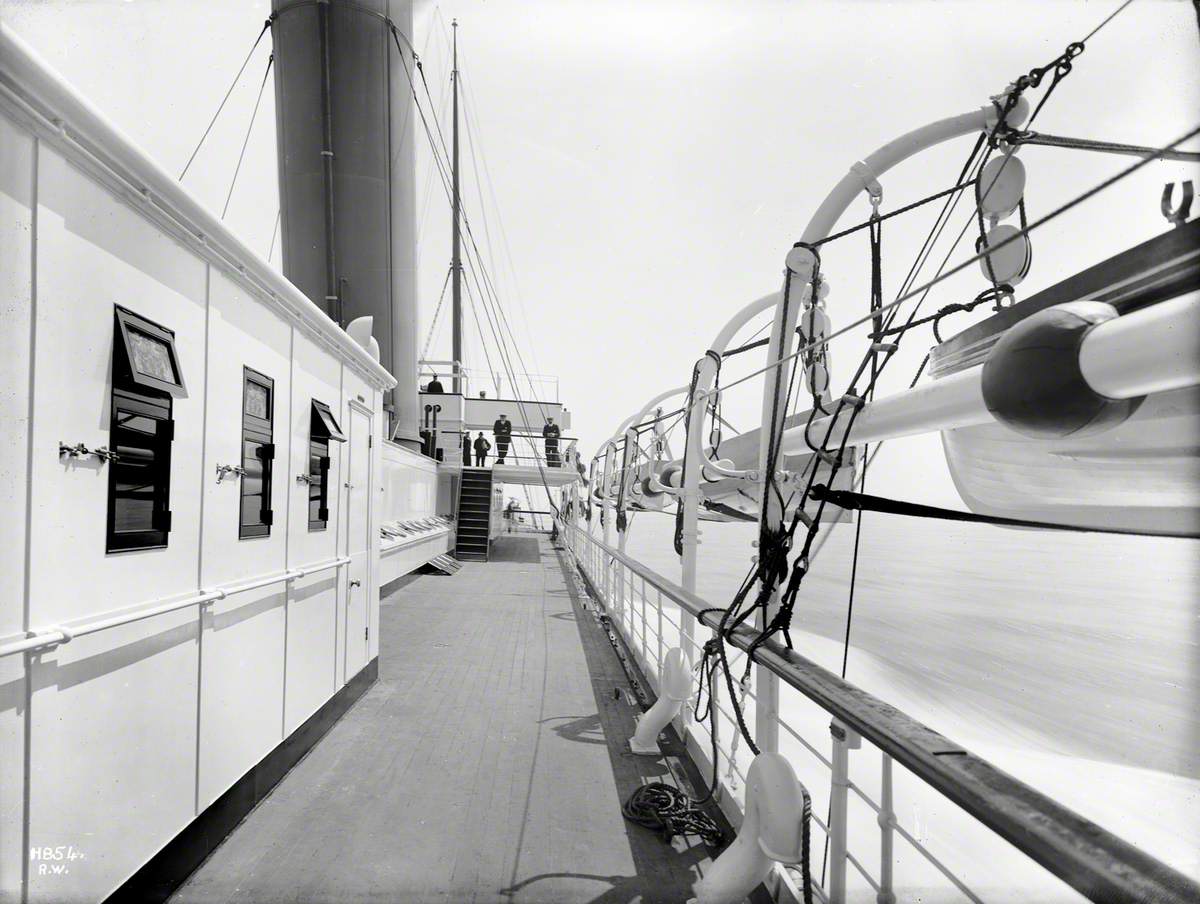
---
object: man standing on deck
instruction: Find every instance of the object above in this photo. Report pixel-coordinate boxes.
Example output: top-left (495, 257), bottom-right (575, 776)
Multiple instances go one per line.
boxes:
top-left (473, 432), bottom-right (491, 467)
top-left (425, 373), bottom-right (444, 393)
top-left (461, 431), bottom-right (470, 465)
top-left (543, 416), bottom-right (561, 467)
top-left (493, 414), bottom-right (512, 464)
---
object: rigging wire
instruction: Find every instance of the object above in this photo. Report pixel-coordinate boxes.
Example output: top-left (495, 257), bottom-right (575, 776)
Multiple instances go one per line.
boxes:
top-left (421, 267), bottom-right (454, 363)
top-left (1008, 130), bottom-right (1200, 162)
top-left (411, 43), bottom-right (553, 441)
top-left (221, 54), bottom-right (274, 220)
top-left (683, 120), bottom-right (1200, 407)
top-left (460, 67), bottom-right (546, 382)
top-left (1081, 0), bottom-right (1138, 43)
top-left (694, 24), bottom-right (1187, 759)
top-left (391, 26), bottom-right (564, 512)
top-left (267, 208), bottom-right (281, 264)
top-left (178, 18), bottom-right (272, 181)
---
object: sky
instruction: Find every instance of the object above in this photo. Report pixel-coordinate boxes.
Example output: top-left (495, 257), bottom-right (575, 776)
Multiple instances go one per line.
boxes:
top-left (3, 0), bottom-right (1198, 504)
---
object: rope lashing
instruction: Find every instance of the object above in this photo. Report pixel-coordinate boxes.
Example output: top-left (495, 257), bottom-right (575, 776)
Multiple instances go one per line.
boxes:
top-left (621, 783), bottom-right (724, 848)
top-left (679, 9), bottom-right (1157, 764)
top-left (674, 351), bottom-right (721, 556)
top-left (723, 674), bottom-right (753, 791)
top-left (797, 783), bottom-right (815, 904)
top-left (872, 284), bottom-right (1013, 342)
top-left (808, 485), bottom-right (1200, 539)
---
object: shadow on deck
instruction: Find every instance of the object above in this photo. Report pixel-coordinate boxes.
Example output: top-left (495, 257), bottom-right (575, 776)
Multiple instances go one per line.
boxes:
top-left (488, 535), bottom-right (543, 563)
top-left (170, 535), bottom-right (722, 904)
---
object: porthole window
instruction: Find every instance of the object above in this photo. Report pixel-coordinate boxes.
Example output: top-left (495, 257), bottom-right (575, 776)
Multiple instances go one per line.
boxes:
top-left (106, 307), bottom-right (183, 553)
top-left (240, 368), bottom-right (275, 539)
top-left (308, 399), bottom-right (345, 531)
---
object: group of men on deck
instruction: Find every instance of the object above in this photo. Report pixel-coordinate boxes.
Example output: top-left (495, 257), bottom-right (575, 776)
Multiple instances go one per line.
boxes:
top-left (424, 374), bottom-right (563, 469)
top-left (459, 413), bottom-right (562, 467)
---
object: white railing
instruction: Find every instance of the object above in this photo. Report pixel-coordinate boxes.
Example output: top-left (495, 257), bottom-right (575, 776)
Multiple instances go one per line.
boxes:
top-left (0, 556), bottom-right (350, 659)
top-left (561, 520), bottom-right (1198, 904)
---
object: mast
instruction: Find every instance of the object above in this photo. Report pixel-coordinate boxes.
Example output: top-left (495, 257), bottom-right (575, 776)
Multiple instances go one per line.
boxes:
top-left (450, 19), bottom-right (463, 393)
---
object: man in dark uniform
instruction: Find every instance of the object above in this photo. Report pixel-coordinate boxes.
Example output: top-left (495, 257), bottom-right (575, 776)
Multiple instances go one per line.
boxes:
top-left (426, 374), bottom-right (444, 393)
top-left (543, 416), bottom-right (561, 467)
top-left (493, 414), bottom-right (512, 464)
top-left (473, 432), bottom-right (491, 467)
top-left (462, 431), bottom-right (471, 465)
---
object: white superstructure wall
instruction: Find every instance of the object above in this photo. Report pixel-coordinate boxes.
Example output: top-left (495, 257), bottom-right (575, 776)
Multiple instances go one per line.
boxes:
top-left (0, 88), bottom-right (409, 902)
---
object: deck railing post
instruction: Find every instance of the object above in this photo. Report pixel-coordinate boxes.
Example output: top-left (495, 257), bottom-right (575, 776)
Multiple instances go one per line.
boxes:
top-left (656, 586), bottom-right (665, 681)
top-left (640, 575), bottom-right (649, 673)
top-left (829, 719), bottom-right (862, 904)
top-left (878, 754), bottom-right (896, 904)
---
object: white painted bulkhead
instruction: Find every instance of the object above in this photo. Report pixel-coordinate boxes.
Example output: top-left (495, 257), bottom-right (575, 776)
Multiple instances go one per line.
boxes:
top-left (0, 29), bottom-right (444, 900)
top-left (378, 440), bottom-right (453, 587)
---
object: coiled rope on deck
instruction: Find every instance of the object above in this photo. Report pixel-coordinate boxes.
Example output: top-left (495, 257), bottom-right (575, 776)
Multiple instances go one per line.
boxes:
top-left (621, 783), bottom-right (724, 848)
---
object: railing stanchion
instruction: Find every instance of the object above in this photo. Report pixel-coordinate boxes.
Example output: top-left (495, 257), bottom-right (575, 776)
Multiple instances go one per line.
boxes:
top-left (639, 574), bottom-right (647, 664)
top-left (829, 719), bottom-right (862, 904)
top-left (656, 586), bottom-right (665, 678)
top-left (878, 754), bottom-right (897, 904)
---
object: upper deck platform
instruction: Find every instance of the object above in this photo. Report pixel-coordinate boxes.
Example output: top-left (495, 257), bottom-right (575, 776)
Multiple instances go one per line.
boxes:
top-left (169, 535), bottom-right (725, 903)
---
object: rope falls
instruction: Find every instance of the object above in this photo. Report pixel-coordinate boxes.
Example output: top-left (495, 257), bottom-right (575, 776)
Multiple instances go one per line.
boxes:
top-left (585, 5), bottom-right (1200, 898)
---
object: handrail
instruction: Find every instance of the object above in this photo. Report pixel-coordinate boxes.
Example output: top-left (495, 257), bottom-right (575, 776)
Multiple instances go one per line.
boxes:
top-left (565, 523), bottom-right (1200, 904)
top-left (0, 556), bottom-right (351, 659)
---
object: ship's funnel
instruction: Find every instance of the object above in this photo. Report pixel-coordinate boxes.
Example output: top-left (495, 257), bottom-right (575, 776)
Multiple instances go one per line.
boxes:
top-left (271, 0), bottom-right (419, 447)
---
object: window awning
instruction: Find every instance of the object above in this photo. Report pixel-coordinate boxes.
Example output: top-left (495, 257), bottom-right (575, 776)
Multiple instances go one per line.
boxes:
top-left (114, 305), bottom-right (187, 398)
top-left (311, 400), bottom-right (346, 442)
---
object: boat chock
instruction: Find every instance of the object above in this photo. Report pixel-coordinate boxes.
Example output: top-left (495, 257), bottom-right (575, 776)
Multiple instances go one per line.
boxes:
top-left (690, 752), bottom-right (813, 904)
top-left (629, 647), bottom-right (693, 755)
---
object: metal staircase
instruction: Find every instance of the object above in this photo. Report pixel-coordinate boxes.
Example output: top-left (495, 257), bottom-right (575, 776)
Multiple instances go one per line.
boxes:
top-left (454, 468), bottom-right (493, 562)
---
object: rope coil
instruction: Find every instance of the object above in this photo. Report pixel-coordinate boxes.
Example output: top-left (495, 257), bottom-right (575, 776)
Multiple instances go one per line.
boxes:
top-left (621, 783), bottom-right (724, 848)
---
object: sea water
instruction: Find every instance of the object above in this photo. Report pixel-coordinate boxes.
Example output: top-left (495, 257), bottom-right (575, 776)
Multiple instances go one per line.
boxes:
top-left (613, 513), bottom-right (1199, 901)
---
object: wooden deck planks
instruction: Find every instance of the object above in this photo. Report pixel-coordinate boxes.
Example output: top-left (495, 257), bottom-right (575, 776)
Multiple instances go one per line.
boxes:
top-left (169, 536), bottom-right (713, 904)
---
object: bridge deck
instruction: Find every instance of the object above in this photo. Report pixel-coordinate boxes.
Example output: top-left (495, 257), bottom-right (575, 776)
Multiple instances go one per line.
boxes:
top-left (170, 535), bottom-right (721, 904)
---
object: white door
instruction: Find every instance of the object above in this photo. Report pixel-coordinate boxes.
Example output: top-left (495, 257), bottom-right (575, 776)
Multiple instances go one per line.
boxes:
top-left (344, 405), bottom-right (372, 679)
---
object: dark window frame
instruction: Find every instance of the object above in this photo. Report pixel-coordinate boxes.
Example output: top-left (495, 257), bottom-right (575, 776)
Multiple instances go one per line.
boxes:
top-left (113, 305), bottom-right (187, 398)
top-left (311, 399), bottom-right (346, 442)
top-left (106, 307), bottom-right (180, 554)
top-left (239, 367), bottom-right (275, 539)
top-left (308, 399), bottom-right (345, 531)
top-left (308, 437), bottom-right (331, 531)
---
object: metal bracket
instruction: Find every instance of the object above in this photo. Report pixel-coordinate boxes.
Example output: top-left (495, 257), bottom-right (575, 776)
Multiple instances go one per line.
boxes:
top-left (215, 464), bottom-right (247, 484)
top-left (851, 160), bottom-right (883, 211)
top-left (59, 442), bottom-right (120, 463)
top-left (1162, 180), bottom-right (1194, 227)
